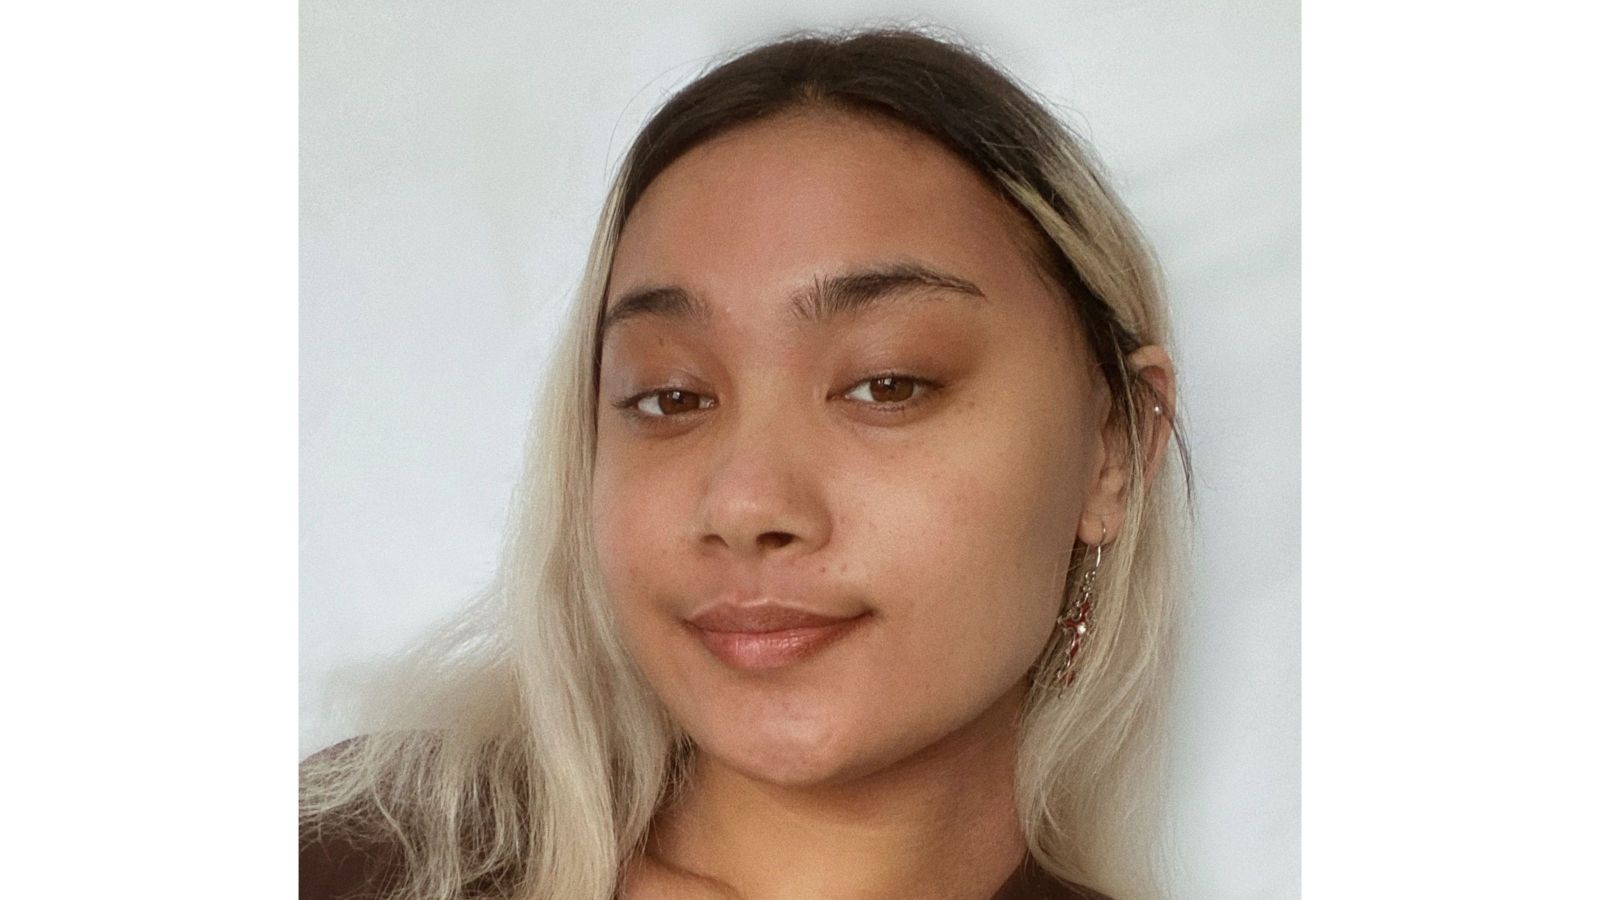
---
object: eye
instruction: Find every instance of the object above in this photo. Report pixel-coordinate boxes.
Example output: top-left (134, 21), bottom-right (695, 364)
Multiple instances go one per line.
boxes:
top-left (623, 387), bottom-right (716, 418)
top-left (842, 374), bottom-right (937, 408)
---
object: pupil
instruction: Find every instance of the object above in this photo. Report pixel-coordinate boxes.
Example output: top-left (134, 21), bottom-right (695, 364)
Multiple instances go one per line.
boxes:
top-left (871, 377), bottom-right (913, 403)
top-left (663, 390), bottom-right (695, 414)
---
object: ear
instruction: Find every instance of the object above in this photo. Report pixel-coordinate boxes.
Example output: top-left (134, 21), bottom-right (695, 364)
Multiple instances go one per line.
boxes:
top-left (1077, 345), bottom-right (1177, 546)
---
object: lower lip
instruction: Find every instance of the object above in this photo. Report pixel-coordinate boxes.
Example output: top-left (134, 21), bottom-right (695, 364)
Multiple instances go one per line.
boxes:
top-left (690, 614), bottom-right (869, 671)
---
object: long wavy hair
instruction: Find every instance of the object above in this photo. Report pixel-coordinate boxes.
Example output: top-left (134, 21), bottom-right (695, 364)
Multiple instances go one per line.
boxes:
top-left (302, 27), bottom-right (1189, 900)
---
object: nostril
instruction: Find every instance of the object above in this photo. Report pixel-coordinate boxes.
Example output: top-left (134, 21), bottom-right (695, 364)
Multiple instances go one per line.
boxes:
top-left (756, 532), bottom-right (797, 550)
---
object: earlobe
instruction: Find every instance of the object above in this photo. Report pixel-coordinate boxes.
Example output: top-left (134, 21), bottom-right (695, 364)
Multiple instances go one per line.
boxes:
top-left (1076, 344), bottom-right (1176, 546)
top-left (1077, 465), bottom-right (1126, 546)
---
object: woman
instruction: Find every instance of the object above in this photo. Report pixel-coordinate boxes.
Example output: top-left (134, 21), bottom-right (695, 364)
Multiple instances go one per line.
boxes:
top-left (302, 27), bottom-right (1186, 900)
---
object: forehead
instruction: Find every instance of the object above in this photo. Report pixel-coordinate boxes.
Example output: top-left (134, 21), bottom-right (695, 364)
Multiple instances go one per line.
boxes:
top-left (606, 109), bottom-right (1054, 320)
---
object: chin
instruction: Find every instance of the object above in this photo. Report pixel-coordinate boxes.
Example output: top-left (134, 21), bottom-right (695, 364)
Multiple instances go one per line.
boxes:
top-left (692, 700), bottom-right (924, 789)
top-left (715, 734), bottom-right (875, 789)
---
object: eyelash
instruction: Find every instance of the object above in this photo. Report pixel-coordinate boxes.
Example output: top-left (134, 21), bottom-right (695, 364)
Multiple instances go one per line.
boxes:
top-left (613, 372), bottom-right (942, 422)
top-left (840, 373), bottom-right (941, 412)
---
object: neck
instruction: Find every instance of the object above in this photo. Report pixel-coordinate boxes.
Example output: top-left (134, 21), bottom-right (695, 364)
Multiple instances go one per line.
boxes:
top-left (641, 682), bottom-right (1029, 900)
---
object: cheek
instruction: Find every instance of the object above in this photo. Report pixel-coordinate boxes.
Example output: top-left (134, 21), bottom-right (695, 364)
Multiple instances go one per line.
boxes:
top-left (589, 443), bottom-right (678, 622)
top-left (852, 415), bottom-right (1083, 678)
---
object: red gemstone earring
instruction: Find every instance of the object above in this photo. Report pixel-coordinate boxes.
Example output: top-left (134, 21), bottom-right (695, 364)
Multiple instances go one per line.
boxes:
top-left (1051, 526), bottom-right (1105, 691)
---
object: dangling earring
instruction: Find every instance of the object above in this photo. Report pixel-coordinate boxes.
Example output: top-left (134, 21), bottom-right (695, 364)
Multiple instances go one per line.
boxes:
top-left (1051, 526), bottom-right (1105, 691)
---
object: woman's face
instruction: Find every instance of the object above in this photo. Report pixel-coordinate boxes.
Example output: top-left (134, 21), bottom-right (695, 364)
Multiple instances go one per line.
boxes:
top-left (591, 109), bottom-right (1116, 788)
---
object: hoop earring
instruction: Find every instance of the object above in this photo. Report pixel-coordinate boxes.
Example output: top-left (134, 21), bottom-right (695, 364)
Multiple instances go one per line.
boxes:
top-left (1050, 526), bottom-right (1104, 691)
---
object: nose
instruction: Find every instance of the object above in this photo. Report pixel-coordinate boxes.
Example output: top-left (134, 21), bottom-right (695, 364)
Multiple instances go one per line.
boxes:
top-left (695, 408), bottom-right (831, 560)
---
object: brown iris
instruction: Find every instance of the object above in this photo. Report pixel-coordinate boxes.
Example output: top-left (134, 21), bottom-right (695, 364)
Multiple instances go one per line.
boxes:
top-left (657, 389), bottom-right (705, 415)
top-left (866, 376), bottom-right (915, 403)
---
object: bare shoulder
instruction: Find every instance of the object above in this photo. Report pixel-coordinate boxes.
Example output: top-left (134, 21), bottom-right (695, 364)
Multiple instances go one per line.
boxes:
top-left (618, 855), bottom-right (739, 900)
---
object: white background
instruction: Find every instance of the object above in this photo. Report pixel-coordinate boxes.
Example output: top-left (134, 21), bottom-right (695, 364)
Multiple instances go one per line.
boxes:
top-left (300, 2), bottom-right (1299, 897)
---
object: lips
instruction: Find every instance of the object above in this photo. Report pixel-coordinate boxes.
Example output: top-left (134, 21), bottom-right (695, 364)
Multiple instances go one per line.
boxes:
top-left (687, 602), bottom-right (868, 670)
top-left (690, 604), bottom-right (856, 633)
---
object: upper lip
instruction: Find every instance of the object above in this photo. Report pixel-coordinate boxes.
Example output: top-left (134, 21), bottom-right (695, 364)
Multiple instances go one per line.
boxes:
top-left (687, 602), bottom-right (863, 634)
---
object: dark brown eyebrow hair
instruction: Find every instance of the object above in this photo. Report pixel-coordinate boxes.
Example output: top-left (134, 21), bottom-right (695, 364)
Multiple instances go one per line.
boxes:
top-left (599, 261), bottom-right (986, 345)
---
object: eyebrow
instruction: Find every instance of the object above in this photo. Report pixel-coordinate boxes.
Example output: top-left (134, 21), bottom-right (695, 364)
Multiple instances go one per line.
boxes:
top-left (598, 261), bottom-right (986, 345)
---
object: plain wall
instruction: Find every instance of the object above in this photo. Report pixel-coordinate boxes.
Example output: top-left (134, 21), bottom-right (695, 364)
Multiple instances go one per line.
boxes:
top-left (300, 2), bottom-right (1299, 897)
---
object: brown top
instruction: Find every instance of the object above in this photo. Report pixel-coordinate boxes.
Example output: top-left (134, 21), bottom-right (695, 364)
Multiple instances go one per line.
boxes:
top-left (300, 820), bottom-right (1111, 899)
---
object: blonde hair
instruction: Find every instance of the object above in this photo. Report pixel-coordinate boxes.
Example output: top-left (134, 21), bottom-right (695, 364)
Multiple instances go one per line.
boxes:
top-left (302, 27), bottom-right (1189, 900)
